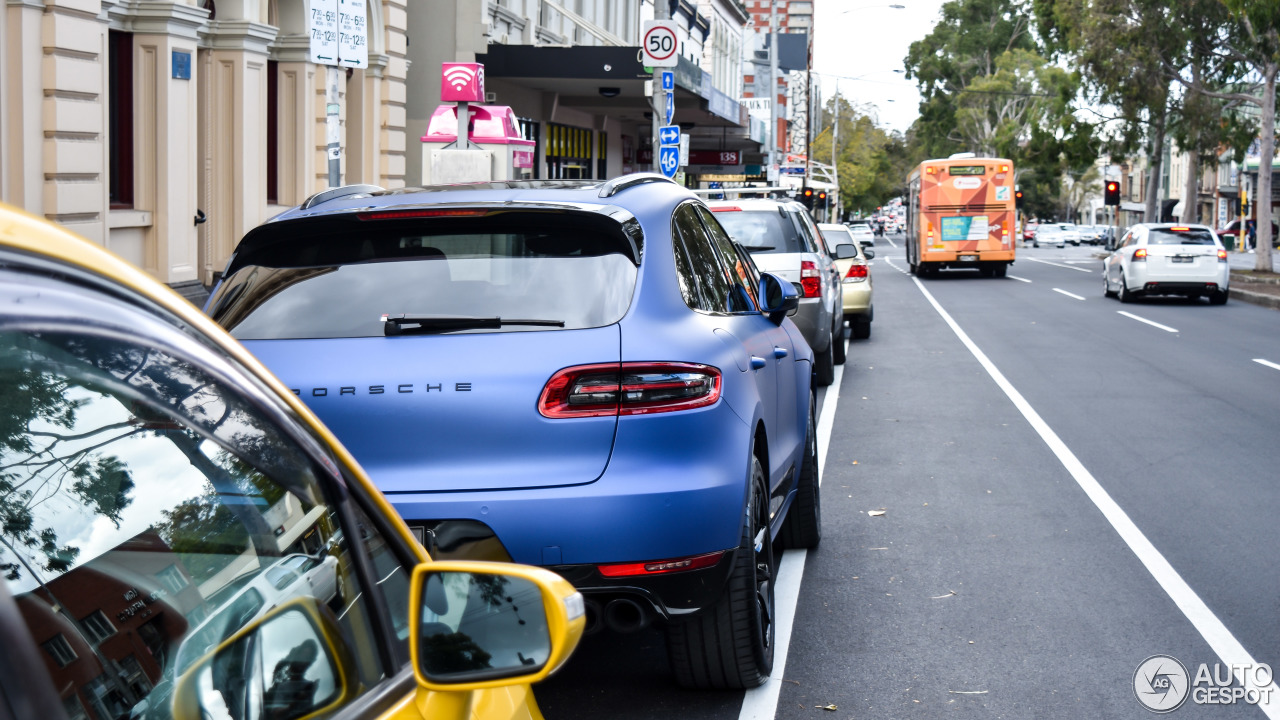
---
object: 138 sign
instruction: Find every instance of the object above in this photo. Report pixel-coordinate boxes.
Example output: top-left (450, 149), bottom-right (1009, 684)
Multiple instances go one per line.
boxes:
top-left (642, 21), bottom-right (679, 67)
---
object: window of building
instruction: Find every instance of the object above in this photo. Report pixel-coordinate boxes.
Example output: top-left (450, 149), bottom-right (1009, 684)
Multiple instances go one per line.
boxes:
top-left (42, 634), bottom-right (77, 667)
top-left (545, 123), bottom-right (593, 179)
top-left (62, 693), bottom-right (88, 720)
top-left (80, 609), bottom-right (116, 644)
top-left (267, 60), bottom-right (279, 205)
top-left (155, 563), bottom-right (189, 594)
top-left (107, 30), bottom-right (134, 208)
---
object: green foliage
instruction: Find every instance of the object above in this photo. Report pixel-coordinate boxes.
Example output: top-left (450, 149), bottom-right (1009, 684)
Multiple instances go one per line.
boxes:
top-left (810, 96), bottom-right (915, 215)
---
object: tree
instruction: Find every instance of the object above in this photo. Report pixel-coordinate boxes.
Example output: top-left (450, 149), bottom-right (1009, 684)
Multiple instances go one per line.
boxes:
top-left (810, 96), bottom-right (908, 216)
top-left (1185, 0), bottom-right (1280, 270)
top-left (0, 368), bottom-right (137, 581)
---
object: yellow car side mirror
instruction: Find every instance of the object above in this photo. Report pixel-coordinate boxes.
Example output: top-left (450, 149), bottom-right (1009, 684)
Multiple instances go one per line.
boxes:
top-left (408, 561), bottom-right (586, 693)
top-left (172, 597), bottom-right (359, 720)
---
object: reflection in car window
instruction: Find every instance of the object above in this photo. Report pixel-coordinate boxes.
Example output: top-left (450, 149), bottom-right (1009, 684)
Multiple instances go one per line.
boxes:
top-left (0, 330), bottom-right (388, 720)
top-left (712, 209), bottom-right (806, 254)
top-left (672, 204), bottom-right (753, 314)
top-left (696, 205), bottom-right (759, 313)
top-left (1148, 228), bottom-right (1216, 245)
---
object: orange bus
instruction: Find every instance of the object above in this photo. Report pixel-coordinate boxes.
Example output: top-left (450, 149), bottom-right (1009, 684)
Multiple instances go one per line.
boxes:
top-left (905, 155), bottom-right (1016, 277)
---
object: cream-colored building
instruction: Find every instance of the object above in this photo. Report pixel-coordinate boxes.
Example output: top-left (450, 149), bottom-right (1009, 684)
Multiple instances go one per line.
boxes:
top-left (1, 0), bottom-right (409, 299)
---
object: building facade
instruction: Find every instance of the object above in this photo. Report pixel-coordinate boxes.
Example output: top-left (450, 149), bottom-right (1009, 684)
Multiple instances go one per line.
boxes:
top-left (1, 0), bottom-right (409, 299)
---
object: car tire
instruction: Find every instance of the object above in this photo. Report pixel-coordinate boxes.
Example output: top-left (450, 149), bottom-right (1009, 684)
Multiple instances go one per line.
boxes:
top-left (780, 395), bottom-right (821, 549)
top-left (832, 320), bottom-right (846, 365)
top-left (1117, 271), bottom-right (1135, 303)
top-left (667, 457), bottom-right (775, 689)
top-left (1103, 272), bottom-right (1116, 298)
top-left (1209, 289), bottom-right (1229, 305)
top-left (814, 338), bottom-right (835, 386)
top-left (851, 314), bottom-right (871, 340)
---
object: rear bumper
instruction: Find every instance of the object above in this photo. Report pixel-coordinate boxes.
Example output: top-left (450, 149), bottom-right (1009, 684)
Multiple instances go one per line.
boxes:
top-left (1127, 264), bottom-right (1229, 293)
top-left (549, 550), bottom-right (739, 619)
top-left (790, 297), bottom-right (830, 351)
top-left (842, 281), bottom-right (872, 315)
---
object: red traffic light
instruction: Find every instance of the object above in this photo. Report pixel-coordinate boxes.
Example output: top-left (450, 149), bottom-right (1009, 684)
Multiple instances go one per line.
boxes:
top-left (802, 188), bottom-right (814, 198)
top-left (817, 191), bottom-right (827, 201)
top-left (1104, 181), bottom-right (1121, 206)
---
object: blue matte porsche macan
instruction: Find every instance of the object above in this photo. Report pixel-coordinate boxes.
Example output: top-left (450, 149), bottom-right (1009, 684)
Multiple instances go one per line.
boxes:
top-left (207, 174), bottom-right (822, 689)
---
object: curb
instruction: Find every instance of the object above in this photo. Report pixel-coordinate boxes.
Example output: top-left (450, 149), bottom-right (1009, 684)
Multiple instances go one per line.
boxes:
top-left (1230, 271), bottom-right (1280, 286)
top-left (1229, 286), bottom-right (1280, 310)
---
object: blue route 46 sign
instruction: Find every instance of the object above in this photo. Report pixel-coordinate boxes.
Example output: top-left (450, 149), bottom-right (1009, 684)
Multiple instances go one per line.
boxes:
top-left (659, 146), bottom-right (680, 178)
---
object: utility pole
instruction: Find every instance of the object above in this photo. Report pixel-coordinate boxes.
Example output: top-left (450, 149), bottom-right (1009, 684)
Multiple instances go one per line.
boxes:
top-left (832, 80), bottom-right (839, 221)
top-left (769, 0), bottom-right (779, 181)
top-left (326, 66), bottom-right (341, 187)
top-left (651, 0), bottom-right (670, 174)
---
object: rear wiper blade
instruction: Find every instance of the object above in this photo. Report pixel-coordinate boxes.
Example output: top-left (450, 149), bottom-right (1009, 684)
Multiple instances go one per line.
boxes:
top-left (382, 314), bottom-right (565, 336)
top-left (743, 246), bottom-right (776, 252)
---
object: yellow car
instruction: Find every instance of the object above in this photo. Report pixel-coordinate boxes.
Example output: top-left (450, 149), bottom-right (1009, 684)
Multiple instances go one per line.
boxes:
top-left (0, 203), bottom-right (584, 720)
top-left (818, 223), bottom-right (875, 339)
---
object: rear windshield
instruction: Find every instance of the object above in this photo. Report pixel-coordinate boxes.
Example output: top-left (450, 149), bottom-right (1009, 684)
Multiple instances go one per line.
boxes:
top-left (822, 227), bottom-right (855, 247)
top-left (711, 208), bottom-right (805, 254)
top-left (1148, 228), bottom-right (1216, 246)
top-left (209, 213), bottom-right (640, 340)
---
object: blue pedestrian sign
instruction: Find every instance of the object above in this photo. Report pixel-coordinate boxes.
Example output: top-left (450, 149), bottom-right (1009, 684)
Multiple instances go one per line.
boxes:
top-left (659, 124), bottom-right (681, 146)
top-left (665, 91), bottom-right (675, 125)
top-left (661, 70), bottom-right (674, 91)
top-left (659, 146), bottom-right (680, 178)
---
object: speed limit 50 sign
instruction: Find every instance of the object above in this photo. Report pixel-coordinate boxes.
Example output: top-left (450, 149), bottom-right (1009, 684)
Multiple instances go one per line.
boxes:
top-left (642, 21), bottom-right (680, 67)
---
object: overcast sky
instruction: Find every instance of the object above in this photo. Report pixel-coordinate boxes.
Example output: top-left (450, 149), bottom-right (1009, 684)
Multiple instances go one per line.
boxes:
top-left (811, 0), bottom-right (951, 135)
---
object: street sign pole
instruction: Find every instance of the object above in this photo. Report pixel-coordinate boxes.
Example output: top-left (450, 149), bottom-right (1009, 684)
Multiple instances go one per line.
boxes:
top-left (310, 0), bottom-right (366, 189)
top-left (326, 67), bottom-right (340, 188)
top-left (642, 15), bottom-right (677, 174)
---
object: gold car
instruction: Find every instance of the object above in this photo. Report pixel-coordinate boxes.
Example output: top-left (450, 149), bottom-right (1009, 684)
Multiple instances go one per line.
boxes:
top-left (0, 204), bottom-right (584, 720)
top-left (818, 223), bottom-right (875, 339)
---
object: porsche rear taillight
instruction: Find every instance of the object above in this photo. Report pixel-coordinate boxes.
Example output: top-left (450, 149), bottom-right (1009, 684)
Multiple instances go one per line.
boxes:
top-left (844, 264), bottom-right (868, 283)
top-left (801, 261), bottom-right (822, 297)
top-left (538, 363), bottom-right (722, 418)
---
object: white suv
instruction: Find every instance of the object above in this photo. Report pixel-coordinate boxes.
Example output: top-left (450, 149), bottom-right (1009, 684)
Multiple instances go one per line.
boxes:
top-left (708, 198), bottom-right (848, 385)
top-left (1103, 223), bottom-right (1229, 304)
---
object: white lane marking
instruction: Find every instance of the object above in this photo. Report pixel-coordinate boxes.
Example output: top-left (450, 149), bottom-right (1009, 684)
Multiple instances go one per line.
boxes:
top-left (1053, 288), bottom-right (1086, 301)
top-left (1117, 311), bottom-right (1179, 333)
top-left (1253, 358), bottom-right (1280, 372)
top-left (1064, 259), bottom-right (1096, 264)
top-left (738, 348), bottom-right (844, 720)
top-left (910, 276), bottom-right (1278, 717)
top-left (1025, 257), bottom-right (1096, 273)
top-left (1008, 275), bottom-right (1032, 283)
top-left (885, 235), bottom-right (899, 249)
top-left (883, 257), bottom-right (911, 276)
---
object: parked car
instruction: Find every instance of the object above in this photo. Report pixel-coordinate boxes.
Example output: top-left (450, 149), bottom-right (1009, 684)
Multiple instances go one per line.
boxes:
top-left (1216, 219), bottom-right (1280, 248)
top-left (1078, 225), bottom-right (1106, 245)
top-left (819, 223), bottom-right (876, 339)
top-left (1032, 225), bottom-right (1066, 248)
top-left (206, 175), bottom-right (822, 689)
top-left (849, 224), bottom-right (877, 249)
top-left (1103, 223), bottom-right (1229, 304)
top-left (707, 197), bottom-right (847, 384)
top-left (0, 203), bottom-right (585, 720)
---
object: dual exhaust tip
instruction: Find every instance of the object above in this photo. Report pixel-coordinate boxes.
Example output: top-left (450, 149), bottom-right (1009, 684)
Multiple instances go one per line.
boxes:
top-left (583, 597), bottom-right (649, 635)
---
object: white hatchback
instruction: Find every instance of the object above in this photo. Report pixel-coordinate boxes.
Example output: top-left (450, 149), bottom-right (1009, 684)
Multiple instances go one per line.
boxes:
top-left (1103, 223), bottom-right (1230, 304)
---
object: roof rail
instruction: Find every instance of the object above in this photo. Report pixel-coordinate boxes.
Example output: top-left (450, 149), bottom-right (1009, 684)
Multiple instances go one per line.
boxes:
top-left (597, 173), bottom-right (680, 198)
top-left (300, 184), bottom-right (386, 210)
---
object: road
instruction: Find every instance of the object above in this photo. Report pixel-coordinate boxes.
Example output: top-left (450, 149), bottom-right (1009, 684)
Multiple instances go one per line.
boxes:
top-left (536, 237), bottom-right (1279, 719)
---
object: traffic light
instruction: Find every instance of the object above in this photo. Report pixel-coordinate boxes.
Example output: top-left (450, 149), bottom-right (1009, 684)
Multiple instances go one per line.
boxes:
top-left (800, 187), bottom-right (814, 209)
top-left (1014, 189), bottom-right (1024, 209)
top-left (1104, 181), bottom-right (1120, 206)
top-left (817, 190), bottom-right (827, 204)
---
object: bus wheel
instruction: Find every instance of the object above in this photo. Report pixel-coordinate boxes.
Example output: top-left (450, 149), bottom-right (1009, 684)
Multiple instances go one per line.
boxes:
top-left (994, 263), bottom-right (1007, 278)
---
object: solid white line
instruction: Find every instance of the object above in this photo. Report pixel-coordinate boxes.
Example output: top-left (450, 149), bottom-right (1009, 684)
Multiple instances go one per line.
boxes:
top-left (1117, 311), bottom-right (1179, 333)
top-left (1253, 358), bottom-right (1280, 372)
top-left (882, 257), bottom-right (911, 275)
top-left (910, 277), bottom-right (1278, 717)
top-left (885, 235), bottom-right (899, 248)
top-left (1053, 288), bottom-right (1086, 301)
top-left (1007, 275), bottom-right (1032, 283)
top-left (738, 348), bottom-right (844, 720)
top-left (1025, 257), bottom-right (1095, 273)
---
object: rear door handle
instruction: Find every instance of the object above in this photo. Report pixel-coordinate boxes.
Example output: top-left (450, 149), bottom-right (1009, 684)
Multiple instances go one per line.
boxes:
top-left (773, 347), bottom-right (788, 359)
top-left (750, 356), bottom-right (768, 370)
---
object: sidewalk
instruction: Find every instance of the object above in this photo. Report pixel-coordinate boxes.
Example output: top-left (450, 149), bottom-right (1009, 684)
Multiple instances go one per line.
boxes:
top-left (1226, 249), bottom-right (1280, 273)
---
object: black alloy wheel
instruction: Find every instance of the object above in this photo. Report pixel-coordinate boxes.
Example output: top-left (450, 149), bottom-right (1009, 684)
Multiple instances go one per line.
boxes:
top-left (667, 456), bottom-right (776, 689)
top-left (832, 318), bottom-right (847, 365)
top-left (780, 394), bottom-right (821, 549)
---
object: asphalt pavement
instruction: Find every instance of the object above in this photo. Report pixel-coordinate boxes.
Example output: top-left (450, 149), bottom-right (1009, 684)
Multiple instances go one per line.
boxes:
top-left (536, 237), bottom-right (1278, 719)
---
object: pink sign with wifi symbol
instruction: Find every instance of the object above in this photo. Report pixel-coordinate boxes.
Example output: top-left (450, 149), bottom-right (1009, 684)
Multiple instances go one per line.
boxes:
top-left (441, 62), bottom-right (485, 103)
